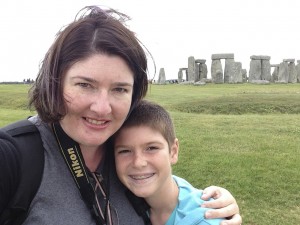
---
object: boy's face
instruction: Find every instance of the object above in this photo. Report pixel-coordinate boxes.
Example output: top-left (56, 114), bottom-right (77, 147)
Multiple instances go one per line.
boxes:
top-left (114, 125), bottom-right (178, 199)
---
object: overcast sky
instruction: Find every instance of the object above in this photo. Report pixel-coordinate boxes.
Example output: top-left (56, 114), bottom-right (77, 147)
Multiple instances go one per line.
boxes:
top-left (1, 0), bottom-right (300, 82)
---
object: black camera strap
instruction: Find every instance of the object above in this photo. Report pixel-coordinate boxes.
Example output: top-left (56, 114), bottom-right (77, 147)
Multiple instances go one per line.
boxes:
top-left (52, 122), bottom-right (113, 225)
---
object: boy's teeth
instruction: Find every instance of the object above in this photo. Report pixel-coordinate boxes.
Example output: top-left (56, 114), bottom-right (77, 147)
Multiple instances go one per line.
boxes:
top-left (131, 174), bottom-right (153, 180)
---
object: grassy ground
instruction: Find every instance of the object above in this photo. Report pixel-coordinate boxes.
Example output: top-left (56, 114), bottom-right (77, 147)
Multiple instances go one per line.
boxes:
top-left (0, 84), bottom-right (33, 126)
top-left (1, 83), bottom-right (299, 224)
top-left (147, 83), bottom-right (300, 225)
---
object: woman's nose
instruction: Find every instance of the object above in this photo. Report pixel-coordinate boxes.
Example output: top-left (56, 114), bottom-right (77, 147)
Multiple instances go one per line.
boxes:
top-left (90, 90), bottom-right (112, 115)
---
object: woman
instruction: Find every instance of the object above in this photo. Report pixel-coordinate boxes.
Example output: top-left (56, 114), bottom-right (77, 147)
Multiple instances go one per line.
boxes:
top-left (0, 6), bottom-right (241, 225)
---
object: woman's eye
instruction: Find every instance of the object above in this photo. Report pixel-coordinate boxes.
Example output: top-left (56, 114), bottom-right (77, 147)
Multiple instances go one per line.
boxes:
top-left (117, 149), bottom-right (130, 154)
top-left (114, 87), bottom-right (128, 93)
top-left (77, 83), bottom-right (91, 88)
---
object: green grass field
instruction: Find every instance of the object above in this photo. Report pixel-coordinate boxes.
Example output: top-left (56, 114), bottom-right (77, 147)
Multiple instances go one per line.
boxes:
top-left (1, 83), bottom-right (299, 224)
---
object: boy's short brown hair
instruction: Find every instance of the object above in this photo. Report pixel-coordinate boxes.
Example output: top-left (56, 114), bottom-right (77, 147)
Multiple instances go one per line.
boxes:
top-left (115, 100), bottom-right (176, 148)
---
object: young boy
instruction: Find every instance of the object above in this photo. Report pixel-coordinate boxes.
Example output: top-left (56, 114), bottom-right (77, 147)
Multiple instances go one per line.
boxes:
top-left (113, 100), bottom-right (224, 225)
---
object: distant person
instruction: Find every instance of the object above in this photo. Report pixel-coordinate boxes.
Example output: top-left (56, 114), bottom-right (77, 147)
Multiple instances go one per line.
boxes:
top-left (113, 100), bottom-right (232, 225)
top-left (0, 5), bottom-right (241, 225)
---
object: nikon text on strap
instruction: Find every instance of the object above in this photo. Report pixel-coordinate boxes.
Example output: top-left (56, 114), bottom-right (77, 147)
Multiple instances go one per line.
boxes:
top-left (52, 122), bottom-right (113, 225)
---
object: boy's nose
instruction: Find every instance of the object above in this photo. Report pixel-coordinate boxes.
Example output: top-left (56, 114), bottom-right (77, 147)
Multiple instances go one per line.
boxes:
top-left (132, 152), bottom-right (147, 168)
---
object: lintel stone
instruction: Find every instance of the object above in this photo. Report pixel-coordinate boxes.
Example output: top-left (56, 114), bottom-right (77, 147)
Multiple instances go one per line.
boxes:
top-left (270, 64), bottom-right (280, 67)
top-left (283, 59), bottom-right (295, 63)
top-left (211, 53), bottom-right (234, 60)
top-left (250, 55), bottom-right (271, 60)
top-left (195, 59), bottom-right (206, 63)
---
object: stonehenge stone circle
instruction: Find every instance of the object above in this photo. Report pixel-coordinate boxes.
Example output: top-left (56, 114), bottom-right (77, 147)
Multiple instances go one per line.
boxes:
top-left (159, 54), bottom-right (300, 85)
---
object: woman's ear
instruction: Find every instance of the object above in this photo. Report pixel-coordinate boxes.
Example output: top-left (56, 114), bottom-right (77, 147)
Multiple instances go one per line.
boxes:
top-left (170, 138), bottom-right (179, 165)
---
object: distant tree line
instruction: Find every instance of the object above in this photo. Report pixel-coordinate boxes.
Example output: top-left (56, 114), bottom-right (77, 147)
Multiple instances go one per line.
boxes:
top-left (23, 78), bottom-right (34, 83)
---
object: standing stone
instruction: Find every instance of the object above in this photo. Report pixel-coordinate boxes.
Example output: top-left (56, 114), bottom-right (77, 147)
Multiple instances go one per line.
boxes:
top-left (157, 68), bottom-right (166, 84)
top-left (195, 59), bottom-right (208, 81)
top-left (242, 69), bottom-right (247, 82)
top-left (277, 62), bottom-right (289, 83)
top-left (224, 58), bottom-right (235, 83)
top-left (188, 56), bottom-right (196, 82)
top-left (211, 59), bottom-right (223, 83)
top-left (261, 59), bottom-right (271, 81)
top-left (228, 62), bottom-right (237, 83)
top-left (249, 59), bottom-right (262, 82)
top-left (216, 70), bottom-right (223, 84)
top-left (195, 63), bottom-right (200, 82)
top-left (296, 60), bottom-right (300, 83)
top-left (288, 61), bottom-right (297, 83)
top-left (200, 63), bottom-right (208, 80)
top-left (231, 62), bottom-right (243, 83)
top-left (178, 69), bottom-right (183, 83)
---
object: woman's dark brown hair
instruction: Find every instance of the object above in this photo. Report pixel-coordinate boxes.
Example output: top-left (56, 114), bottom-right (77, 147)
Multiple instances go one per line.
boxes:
top-left (29, 6), bottom-right (149, 123)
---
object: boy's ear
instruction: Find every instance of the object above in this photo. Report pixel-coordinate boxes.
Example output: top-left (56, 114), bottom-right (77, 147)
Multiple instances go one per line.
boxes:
top-left (170, 138), bottom-right (179, 165)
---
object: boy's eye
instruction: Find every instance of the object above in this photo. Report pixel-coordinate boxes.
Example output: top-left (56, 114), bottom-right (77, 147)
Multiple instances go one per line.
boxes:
top-left (146, 146), bottom-right (158, 151)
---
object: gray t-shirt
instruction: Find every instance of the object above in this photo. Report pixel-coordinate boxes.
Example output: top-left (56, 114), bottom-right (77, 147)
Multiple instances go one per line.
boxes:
top-left (24, 116), bottom-right (143, 225)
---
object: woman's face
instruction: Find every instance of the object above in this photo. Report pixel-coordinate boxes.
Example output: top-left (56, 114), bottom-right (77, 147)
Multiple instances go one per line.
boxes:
top-left (60, 54), bottom-right (134, 150)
